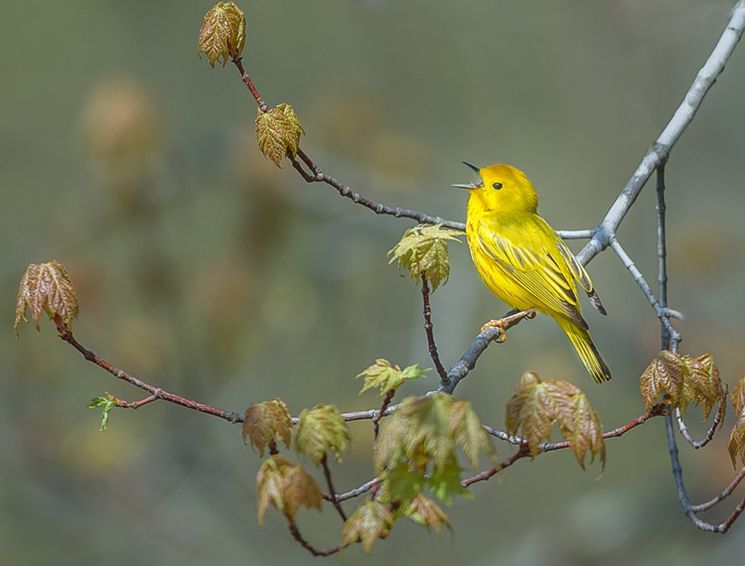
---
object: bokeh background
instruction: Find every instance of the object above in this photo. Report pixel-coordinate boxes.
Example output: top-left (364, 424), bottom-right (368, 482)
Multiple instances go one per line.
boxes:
top-left (2, 1), bottom-right (745, 564)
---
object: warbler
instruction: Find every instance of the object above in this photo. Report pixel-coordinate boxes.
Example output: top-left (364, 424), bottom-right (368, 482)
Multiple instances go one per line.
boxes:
top-left (454, 162), bottom-right (611, 383)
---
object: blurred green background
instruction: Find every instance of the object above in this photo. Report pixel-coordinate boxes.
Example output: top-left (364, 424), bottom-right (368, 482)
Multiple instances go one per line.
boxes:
top-left (2, 1), bottom-right (745, 564)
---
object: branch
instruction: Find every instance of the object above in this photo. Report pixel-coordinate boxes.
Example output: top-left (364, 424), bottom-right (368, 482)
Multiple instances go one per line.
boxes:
top-left (420, 277), bottom-right (448, 384)
top-left (675, 403), bottom-right (726, 450)
top-left (326, 478), bottom-right (381, 503)
top-left (54, 316), bottom-right (244, 424)
top-left (576, 0), bottom-right (745, 266)
top-left (287, 521), bottom-right (342, 557)
top-left (321, 454), bottom-right (347, 521)
top-left (664, 413), bottom-right (745, 533)
top-left (690, 468), bottom-right (745, 513)
top-left (609, 236), bottom-right (682, 349)
top-left (483, 404), bottom-right (665, 450)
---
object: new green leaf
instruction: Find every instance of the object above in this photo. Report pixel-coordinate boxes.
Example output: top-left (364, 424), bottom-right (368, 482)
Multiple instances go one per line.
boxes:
top-left (295, 404), bottom-right (350, 464)
top-left (388, 224), bottom-right (461, 292)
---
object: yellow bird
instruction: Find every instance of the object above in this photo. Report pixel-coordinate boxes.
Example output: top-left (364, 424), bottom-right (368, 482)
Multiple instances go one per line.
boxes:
top-left (454, 162), bottom-right (611, 383)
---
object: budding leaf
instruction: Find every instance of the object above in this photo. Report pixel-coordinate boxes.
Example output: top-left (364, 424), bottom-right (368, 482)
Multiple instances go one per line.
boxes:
top-left (341, 500), bottom-right (393, 554)
top-left (729, 375), bottom-right (745, 468)
top-left (376, 393), bottom-right (494, 507)
top-left (88, 395), bottom-right (115, 432)
top-left (15, 260), bottom-right (79, 336)
top-left (295, 404), bottom-right (350, 464)
top-left (639, 352), bottom-right (684, 412)
top-left (356, 358), bottom-right (427, 396)
top-left (388, 224), bottom-right (461, 292)
top-left (505, 372), bottom-right (605, 468)
top-left (243, 398), bottom-right (292, 456)
top-left (640, 351), bottom-right (724, 418)
top-left (255, 104), bottom-right (305, 167)
top-left (559, 392), bottom-right (605, 470)
top-left (197, 2), bottom-right (246, 67)
top-left (404, 494), bottom-right (452, 534)
top-left (256, 455), bottom-right (322, 525)
top-left (449, 399), bottom-right (495, 468)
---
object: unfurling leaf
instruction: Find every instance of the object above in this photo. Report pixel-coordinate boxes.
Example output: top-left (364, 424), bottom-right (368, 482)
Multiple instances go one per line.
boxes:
top-left (505, 372), bottom-right (605, 468)
top-left (729, 374), bottom-right (745, 468)
top-left (356, 358), bottom-right (428, 396)
top-left (255, 104), bottom-right (305, 167)
top-left (640, 351), bottom-right (724, 417)
top-left (243, 398), bottom-right (292, 456)
top-left (295, 404), bottom-right (350, 464)
top-left (256, 455), bottom-right (322, 525)
top-left (15, 260), bottom-right (79, 336)
top-left (404, 494), bottom-right (452, 534)
top-left (341, 500), bottom-right (393, 554)
top-left (388, 224), bottom-right (461, 292)
top-left (88, 394), bottom-right (115, 432)
top-left (197, 2), bottom-right (246, 67)
top-left (376, 394), bottom-right (494, 507)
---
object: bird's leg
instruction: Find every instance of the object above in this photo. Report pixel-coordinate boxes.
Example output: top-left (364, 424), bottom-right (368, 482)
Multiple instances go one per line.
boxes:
top-left (480, 309), bottom-right (536, 342)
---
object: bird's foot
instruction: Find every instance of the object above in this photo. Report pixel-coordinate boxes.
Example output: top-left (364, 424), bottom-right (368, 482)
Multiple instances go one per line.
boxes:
top-left (480, 309), bottom-right (536, 343)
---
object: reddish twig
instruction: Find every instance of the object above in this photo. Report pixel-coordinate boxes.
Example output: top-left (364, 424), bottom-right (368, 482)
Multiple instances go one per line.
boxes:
top-left (287, 521), bottom-right (342, 557)
top-left (110, 394), bottom-right (158, 410)
top-left (321, 454), bottom-right (347, 521)
top-left (462, 448), bottom-right (527, 487)
top-left (420, 277), bottom-right (448, 385)
top-left (373, 389), bottom-right (396, 440)
top-left (54, 316), bottom-right (243, 424)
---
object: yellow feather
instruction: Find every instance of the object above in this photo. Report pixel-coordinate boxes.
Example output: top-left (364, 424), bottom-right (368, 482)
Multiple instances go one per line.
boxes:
top-left (463, 164), bottom-right (611, 383)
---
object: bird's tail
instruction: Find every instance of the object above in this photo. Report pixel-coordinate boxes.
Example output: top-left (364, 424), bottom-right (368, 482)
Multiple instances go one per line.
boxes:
top-left (556, 317), bottom-right (612, 383)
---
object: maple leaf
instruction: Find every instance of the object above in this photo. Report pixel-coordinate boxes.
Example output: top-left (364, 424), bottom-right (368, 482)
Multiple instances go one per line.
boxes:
top-left (639, 352), bottom-right (684, 412)
top-left (295, 404), bottom-right (350, 464)
top-left (341, 500), bottom-right (393, 554)
top-left (729, 375), bottom-right (745, 468)
top-left (242, 398), bottom-right (292, 456)
top-left (640, 351), bottom-right (725, 418)
top-left (680, 353), bottom-right (725, 419)
top-left (255, 104), bottom-right (305, 167)
top-left (376, 393), bottom-right (493, 507)
top-left (256, 455), bottom-right (322, 525)
top-left (388, 224), bottom-right (461, 292)
top-left (449, 399), bottom-right (496, 468)
top-left (404, 494), bottom-right (452, 534)
top-left (15, 260), bottom-right (79, 336)
top-left (559, 392), bottom-right (605, 470)
top-left (356, 358), bottom-right (428, 396)
top-left (505, 372), bottom-right (605, 467)
top-left (197, 2), bottom-right (246, 67)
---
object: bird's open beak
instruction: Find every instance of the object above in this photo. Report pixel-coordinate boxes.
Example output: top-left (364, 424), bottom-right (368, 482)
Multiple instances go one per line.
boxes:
top-left (451, 161), bottom-right (483, 189)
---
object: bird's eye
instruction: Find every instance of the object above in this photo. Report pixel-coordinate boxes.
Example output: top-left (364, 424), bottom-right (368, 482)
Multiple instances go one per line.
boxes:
top-left (492, 182), bottom-right (503, 190)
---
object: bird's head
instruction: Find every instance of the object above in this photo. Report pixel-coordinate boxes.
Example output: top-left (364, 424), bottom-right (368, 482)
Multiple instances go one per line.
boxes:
top-left (453, 162), bottom-right (538, 214)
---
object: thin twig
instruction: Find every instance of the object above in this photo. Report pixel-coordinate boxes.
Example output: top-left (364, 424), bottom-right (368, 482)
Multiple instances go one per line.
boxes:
top-left (321, 454), bottom-right (347, 521)
top-left (54, 316), bottom-right (244, 424)
top-left (609, 236), bottom-right (681, 349)
top-left (327, 478), bottom-right (381, 503)
top-left (287, 521), bottom-right (342, 557)
top-left (462, 448), bottom-right (527, 487)
top-left (421, 277), bottom-right (448, 384)
top-left (483, 404), bottom-right (666, 450)
top-left (690, 468), bottom-right (745, 513)
top-left (675, 403), bottom-right (726, 450)
top-left (576, 0), bottom-right (745, 266)
top-left (373, 389), bottom-right (395, 440)
top-left (110, 394), bottom-right (158, 410)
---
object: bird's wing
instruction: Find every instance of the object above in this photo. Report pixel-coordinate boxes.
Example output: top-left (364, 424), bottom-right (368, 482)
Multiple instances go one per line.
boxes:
top-left (556, 240), bottom-right (607, 315)
top-left (475, 224), bottom-right (587, 329)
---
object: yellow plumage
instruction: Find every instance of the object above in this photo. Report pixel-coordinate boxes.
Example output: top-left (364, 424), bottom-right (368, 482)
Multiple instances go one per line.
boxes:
top-left (457, 163), bottom-right (611, 383)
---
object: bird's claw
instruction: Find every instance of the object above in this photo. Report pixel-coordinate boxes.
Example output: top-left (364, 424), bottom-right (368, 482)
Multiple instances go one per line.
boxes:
top-left (481, 318), bottom-right (509, 342)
